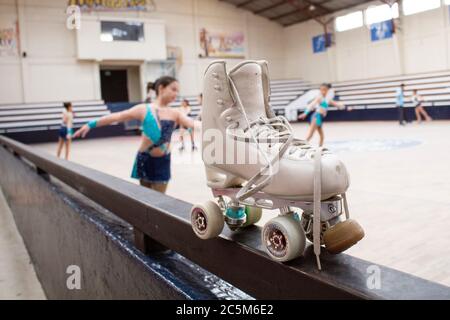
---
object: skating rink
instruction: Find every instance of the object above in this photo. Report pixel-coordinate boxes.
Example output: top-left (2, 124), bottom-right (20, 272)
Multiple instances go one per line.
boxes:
top-left (33, 120), bottom-right (450, 287)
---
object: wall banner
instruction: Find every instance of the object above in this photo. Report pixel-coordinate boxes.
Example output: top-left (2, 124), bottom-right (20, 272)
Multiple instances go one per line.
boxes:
top-left (199, 28), bottom-right (245, 59)
top-left (0, 20), bottom-right (19, 57)
top-left (312, 33), bottom-right (332, 54)
top-left (370, 20), bottom-right (394, 42)
top-left (67, 0), bottom-right (153, 12)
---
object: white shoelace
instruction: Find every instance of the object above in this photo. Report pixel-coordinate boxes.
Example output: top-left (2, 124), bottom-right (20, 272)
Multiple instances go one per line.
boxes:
top-left (228, 77), bottom-right (292, 201)
top-left (227, 75), bottom-right (324, 270)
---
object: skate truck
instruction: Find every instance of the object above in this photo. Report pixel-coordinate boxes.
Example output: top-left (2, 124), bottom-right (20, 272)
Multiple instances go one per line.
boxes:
top-left (190, 60), bottom-right (364, 270)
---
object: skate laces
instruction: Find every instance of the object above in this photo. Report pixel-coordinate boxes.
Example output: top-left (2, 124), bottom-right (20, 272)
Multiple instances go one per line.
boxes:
top-left (247, 117), bottom-right (314, 158)
top-left (245, 116), bottom-right (292, 142)
top-left (228, 76), bottom-right (301, 201)
top-left (228, 74), bottom-right (324, 270)
top-left (224, 102), bottom-right (314, 159)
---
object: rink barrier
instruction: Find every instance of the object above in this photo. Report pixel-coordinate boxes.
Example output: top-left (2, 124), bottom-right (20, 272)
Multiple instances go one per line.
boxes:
top-left (1, 135), bottom-right (450, 300)
top-left (0, 139), bottom-right (248, 300)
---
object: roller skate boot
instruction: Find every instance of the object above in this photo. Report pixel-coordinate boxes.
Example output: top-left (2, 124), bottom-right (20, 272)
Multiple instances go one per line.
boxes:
top-left (190, 60), bottom-right (364, 270)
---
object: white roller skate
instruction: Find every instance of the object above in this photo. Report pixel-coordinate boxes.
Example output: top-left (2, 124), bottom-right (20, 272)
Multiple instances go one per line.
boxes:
top-left (190, 60), bottom-right (364, 270)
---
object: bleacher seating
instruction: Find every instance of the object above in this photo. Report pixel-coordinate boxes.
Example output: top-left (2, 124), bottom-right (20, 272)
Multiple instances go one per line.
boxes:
top-left (4, 71), bottom-right (447, 144)
top-left (0, 79), bottom-right (310, 142)
top-left (332, 71), bottom-right (450, 111)
top-left (0, 100), bottom-right (111, 134)
top-left (173, 79), bottom-right (310, 118)
top-left (0, 100), bottom-right (125, 143)
top-left (270, 79), bottom-right (311, 115)
top-left (283, 70), bottom-right (450, 121)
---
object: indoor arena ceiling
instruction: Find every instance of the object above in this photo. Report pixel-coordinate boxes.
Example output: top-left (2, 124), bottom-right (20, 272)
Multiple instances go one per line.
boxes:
top-left (220, 0), bottom-right (376, 27)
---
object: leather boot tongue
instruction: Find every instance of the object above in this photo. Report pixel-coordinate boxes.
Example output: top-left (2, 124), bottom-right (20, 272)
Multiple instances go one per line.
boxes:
top-left (228, 62), bottom-right (268, 123)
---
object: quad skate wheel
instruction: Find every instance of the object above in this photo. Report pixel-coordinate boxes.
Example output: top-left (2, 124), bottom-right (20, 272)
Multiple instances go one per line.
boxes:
top-left (242, 206), bottom-right (262, 227)
top-left (323, 219), bottom-right (365, 254)
top-left (262, 215), bottom-right (306, 262)
top-left (191, 201), bottom-right (224, 240)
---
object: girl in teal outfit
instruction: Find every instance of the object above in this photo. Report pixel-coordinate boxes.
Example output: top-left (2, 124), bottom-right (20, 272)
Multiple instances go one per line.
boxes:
top-left (57, 102), bottom-right (74, 160)
top-left (298, 83), bottom-right (343, 147)
top-left (74, 76), bottom-right (195, 194)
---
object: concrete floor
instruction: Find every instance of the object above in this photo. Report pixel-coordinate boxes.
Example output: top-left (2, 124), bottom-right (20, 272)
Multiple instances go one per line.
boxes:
top-left (0, 188), bottom-right (46, 299)
top-left (2, 120), bottom-right (449, 295)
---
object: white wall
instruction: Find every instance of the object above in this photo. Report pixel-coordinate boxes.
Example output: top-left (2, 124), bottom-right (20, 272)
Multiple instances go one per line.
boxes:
top-left (0, 0), bottom-right (23, 104)
top-left (144, 0), bottom-right (285, 97)
top-left (402, 5), bottom-right (449, 75)
top-left (127, 66), bottom-right (142, 102)
top-left (76, 17), bottom-right (167, 61)
top-left (0, 0), bottom-right (101, 104)
top-left (0, 0), bottom-right (285, 104)
top-left (283, 21), bottom-right (335, 83)
top-left (4, 0), bottom-right (450, 104)
top-left (283, 1), bottom-right (450, 83)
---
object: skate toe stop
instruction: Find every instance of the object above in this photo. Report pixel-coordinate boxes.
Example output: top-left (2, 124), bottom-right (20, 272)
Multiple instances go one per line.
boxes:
top-left (323, 219), bottom-right (365, 254)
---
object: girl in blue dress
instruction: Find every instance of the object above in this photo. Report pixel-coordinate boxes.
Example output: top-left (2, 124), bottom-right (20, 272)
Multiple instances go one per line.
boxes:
top-left (298, 83), bottom-right (333, 147)
top-left (74, 76), bottom-right (195, 194)
top-left (57, 102), bottom-right (74, 160)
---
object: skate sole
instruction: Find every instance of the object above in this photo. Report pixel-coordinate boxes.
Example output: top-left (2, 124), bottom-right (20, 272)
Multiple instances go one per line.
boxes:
top-left (206, 166), bottom-right (344, 201)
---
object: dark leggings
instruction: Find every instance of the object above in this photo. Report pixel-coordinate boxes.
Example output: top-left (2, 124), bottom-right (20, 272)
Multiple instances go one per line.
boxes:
top-left (398, 106), bottom-right (407, 124)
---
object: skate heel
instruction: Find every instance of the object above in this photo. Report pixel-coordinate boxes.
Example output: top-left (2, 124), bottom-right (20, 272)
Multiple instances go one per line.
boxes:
top-left (205, 166), bottom-right (245, 189)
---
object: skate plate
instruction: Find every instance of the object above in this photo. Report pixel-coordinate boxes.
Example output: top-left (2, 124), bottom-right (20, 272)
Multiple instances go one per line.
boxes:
top-left (212, 187), bottom-right (343, 222)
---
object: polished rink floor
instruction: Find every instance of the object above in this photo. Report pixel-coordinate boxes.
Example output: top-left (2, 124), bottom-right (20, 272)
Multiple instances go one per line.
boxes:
top-left (34, 120), bottom-right (450, 287)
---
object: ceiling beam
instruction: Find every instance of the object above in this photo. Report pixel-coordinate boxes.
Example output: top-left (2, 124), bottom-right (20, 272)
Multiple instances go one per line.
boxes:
top-left (270, 0), bottom-right (330, 22)
top-left (300, 0), bottom-right (332, 14)
top-left (278, 0), bottom-right (335, 28)
top-left (328, 0), bottom-right (374, 14)
top-left (254, 0), bottom-right (288, 15)
top-left (283, 17), bottom-right (310, 27)
top-left (237, 0), bottom-right (256, 8)
top-left (286, 0), bottom-right (332, 23)
top-left (270, 2), bottom-right (309, 21)
top-left (224, 0), bottom-right (374, 26)
top-left (270, 9), bottom-right (302, 21)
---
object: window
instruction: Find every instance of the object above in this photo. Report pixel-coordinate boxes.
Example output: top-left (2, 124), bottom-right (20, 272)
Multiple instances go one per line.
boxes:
top-left (100, 21), bottom-right (145, 42)
top-left (402, 0), bottom-right (440, 16)
top-left (445, 0), bottom-right (450, 5)
top-left (365, 3), bottom-right (399, 25)
top-left (335, 11), bottom-right (363, 32)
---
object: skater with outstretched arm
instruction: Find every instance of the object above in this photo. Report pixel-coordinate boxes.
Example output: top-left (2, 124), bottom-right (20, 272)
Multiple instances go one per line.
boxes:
top-left (73, 76), bottom-right (195, 194)
top-left (298, 83), bottom-right (343, 147)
